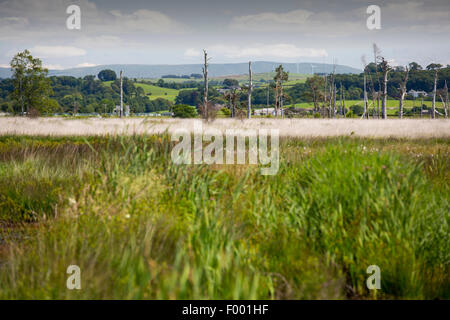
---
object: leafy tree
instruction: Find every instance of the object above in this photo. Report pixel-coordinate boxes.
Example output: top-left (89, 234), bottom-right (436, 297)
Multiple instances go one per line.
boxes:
top-left (98, 69), bottom-right (117, 82)
top-left (10, 50), bottom-right (52, 115)
top-left (409, 62), bottom-right (422, 71)
top-left (426, 63), bottom-right (442, 71)
top-left (172, 104), bottom-right (197, 118)
top-left (273, 65), bottom-right (289, 115)
top-left (223, 78), bottom-right (239, 88)
top-left (305, 75), bottom-right (325, 111)
top-left (350, 104), bottom-right (364, 116)
top-left (41, 98), bottom-right (62, 114)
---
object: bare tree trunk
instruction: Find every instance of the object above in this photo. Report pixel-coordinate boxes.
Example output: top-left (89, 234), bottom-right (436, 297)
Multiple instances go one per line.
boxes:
top-left (19, 77), bottom-right (24, 116)
top-left (382, 70), bottom-right (388, 119)
top-left (363, 73), bottom-right (368, 119)
top-left (432, 69), bottom-right (438, 119)
top-left (275, 82), bottom-right (279, 117)
top-left (420, 96), bottom-right (423, 118)
top-left (398, 67), bottom-right (409, 119)
top-left (203, 50), bottom-right (209, 110)
top-left (341, 83), bottom-right (346, 116)
top-left (332, 84), bottom-right (336, 118)
top-left (120, 70), bottom-right (123, 118)
top-left (280, 85), bottom-right (284, 118)
top-left (248, 61), bottom-right (252, 119)
top-left (324, 75), bottom-right (327, 116)
top-left (373, 44), bottom-right (381, 119)
top-left (439, 95), bottom-right (447, 118)
top-left (445, 80), bottom-right (449, 118)
top-left (380, 58), bottom-right (391, 120)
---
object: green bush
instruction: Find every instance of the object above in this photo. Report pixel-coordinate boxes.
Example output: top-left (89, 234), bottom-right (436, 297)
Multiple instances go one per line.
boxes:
top-left (219, 107), bottom-right (231, 117)
top-left (172, 104), bottom-right (197, 118)
top-left (350, 104), bottom-right (364, 116)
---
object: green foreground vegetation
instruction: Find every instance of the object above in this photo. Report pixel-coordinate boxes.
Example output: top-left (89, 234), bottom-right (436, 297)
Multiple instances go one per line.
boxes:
top-left (0, 135), bottom-right (448, 299)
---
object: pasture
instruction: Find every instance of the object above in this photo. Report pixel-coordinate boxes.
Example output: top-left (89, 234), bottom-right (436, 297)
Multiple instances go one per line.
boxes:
top-left (133, 83), bottom-right (179, 102)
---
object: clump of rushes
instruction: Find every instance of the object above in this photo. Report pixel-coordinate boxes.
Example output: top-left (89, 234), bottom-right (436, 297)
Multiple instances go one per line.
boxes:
top-left (0, 135), bottom-right (448, 299)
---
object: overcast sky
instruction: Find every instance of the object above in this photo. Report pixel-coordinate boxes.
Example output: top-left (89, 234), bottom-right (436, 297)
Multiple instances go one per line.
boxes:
top-left (0, 0), bottom-right (449, 70)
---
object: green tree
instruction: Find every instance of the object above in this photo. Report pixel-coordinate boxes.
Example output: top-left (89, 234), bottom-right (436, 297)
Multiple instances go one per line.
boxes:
top-left (41, 98), bottom-right (62, 114)
top-left (305, 75), bottom-right (325, 112)
top-left (10, 50), bottom-right (52, 115)
top-left (408, 62), bottom-right (422, 71)
top-left (273, 65), bottom-right (289, 116)
top-left (172, 104), bottom-right (197, 118)
top-left (223, 78), bottom-right (239, 88)
top-left (98, 69), bottom-right (117, 82)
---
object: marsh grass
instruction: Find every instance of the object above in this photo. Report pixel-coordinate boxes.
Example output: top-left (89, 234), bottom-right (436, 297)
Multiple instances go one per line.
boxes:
top-left (0, 135), bottom-right (448, 299)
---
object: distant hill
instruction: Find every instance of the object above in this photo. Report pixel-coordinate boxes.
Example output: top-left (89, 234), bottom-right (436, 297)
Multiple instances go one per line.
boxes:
top-left (0, 61), bottom-right (361, 79)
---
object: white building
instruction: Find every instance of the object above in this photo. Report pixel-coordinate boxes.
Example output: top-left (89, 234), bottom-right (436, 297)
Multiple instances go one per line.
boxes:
top-left (408, 90), bottom-right (428, 98)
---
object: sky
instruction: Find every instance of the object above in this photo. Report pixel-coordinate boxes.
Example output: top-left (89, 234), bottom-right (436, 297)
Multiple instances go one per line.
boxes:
top-left (0, 0), bottom-right (449, 70)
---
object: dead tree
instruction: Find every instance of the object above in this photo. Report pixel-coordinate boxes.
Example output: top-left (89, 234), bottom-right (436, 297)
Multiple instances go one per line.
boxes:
top-left (328, 61), bottom-right (337, 118)
top-left (398, 66), bottom-right (409, 119)
top-left (432, 69), bottom-right (437, 119)
top-left (420, 95), bottom-right (424, 118)
top-left (445, 80), bottom-right (449, 118)
top-left (120, 70), bottom-right (123, 118)
top-left (362, 56), bottom-right (369, 119)
top-left (340, 82), bottom-right (346, 116)
top-left (202, 50), bottom-right (209, 114)
top-left (323, 74), bottom-right (328, 114)
top-left (425, 63), bottom-right (442, 119)
top-left (380, 57), bottom-right (391, 119)
top-left (248, 61), bottom-right (252, 119)
top-left (439, 80), bottom-right (448, 118)
top-left (373, 44), bottom-right (382, 118)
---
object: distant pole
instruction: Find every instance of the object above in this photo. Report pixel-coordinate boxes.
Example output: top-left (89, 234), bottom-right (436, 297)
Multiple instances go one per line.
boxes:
top-left (120, 70), bottom-right (123, 118)
top-left (266, 83), bottom-right (269, 116)
top-left (248, 61), bottom-right (252, 119)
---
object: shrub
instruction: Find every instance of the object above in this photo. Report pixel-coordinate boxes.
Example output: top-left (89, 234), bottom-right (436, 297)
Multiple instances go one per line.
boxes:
top-left (219, 107), bottom-right (231, 117)
top-left (350, 104), bottom-right (364, 116)
top-left (172, 104), bottom-right (197, 118)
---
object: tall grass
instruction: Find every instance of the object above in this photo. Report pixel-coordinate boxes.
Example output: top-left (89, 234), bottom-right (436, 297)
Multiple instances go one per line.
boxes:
top-left (0, 135), bottom-right (448, 299)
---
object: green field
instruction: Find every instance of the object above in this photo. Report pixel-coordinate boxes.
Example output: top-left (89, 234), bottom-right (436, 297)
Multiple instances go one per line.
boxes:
top-left (140, 78), bottom-right (201, 84)
top-left (134, 83), bottom-right (179, 102)
top-left (287, 100), bottom-right (445, 115)
top-left (0, 135), bottom-right (448, 299)
top-left (214, 72), bottom-right (308, 85)
top-left (102, 81), bottom-right (179, 102)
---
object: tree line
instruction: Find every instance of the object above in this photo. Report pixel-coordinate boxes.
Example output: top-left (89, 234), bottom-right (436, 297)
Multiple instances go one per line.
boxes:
top-left (1, 51), bottom-right (173, 115)
top-left (2, 49), bottom-right (449, 118)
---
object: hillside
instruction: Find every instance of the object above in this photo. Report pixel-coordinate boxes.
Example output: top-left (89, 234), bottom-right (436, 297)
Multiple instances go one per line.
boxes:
top-left (134, 83), bottom-right (179, 102)
top-left (0, 62), bottom-right (361, 79)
